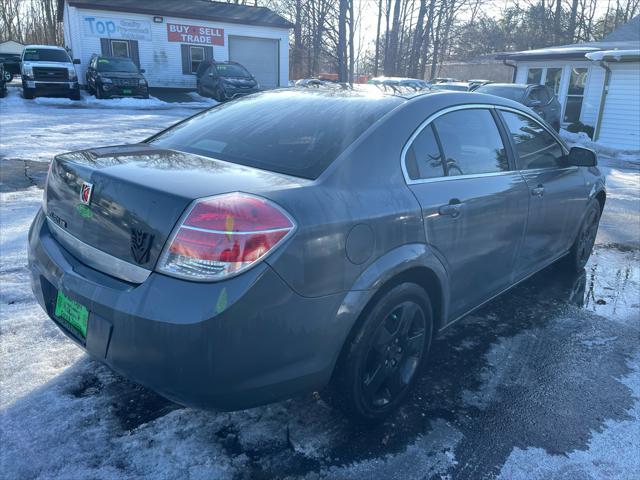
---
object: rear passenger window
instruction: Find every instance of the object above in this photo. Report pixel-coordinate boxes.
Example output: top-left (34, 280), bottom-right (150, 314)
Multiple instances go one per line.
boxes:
top-left (405, 125), bottom-right (445, 180)
top-left (433, 109), bottom-right (509, 176)
top-left (501, 111), bottom-right (567, 170)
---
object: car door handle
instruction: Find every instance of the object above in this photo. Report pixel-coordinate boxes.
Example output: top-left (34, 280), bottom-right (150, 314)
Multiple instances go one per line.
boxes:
top-left (531, 186), bottom-right (545, 197)
top-left (438, 200), bottom-right (463, 218)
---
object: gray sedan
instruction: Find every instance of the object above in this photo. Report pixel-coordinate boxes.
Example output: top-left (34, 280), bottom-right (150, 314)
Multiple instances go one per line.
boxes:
top-left (28, 88), bottom-right (605, 423)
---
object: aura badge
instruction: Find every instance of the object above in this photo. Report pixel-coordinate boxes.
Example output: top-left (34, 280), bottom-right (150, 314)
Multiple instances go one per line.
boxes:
top-left (131, 229), bottom-right (154, 265)
top-left (80, 182), bottom-right (93, 205)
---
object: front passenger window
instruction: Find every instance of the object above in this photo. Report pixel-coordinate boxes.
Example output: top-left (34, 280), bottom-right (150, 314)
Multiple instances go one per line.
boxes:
top-left (501, 111), bottom-right (566, 170)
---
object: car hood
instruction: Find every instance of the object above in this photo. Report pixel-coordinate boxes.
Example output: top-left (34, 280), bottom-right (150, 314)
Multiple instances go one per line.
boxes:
top-left (221, 77), bottom-right (258, 87)
top-left (98, 72), bottom-right (143, 79)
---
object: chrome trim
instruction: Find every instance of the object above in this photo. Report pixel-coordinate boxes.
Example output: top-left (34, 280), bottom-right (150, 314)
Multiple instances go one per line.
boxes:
top-left (180, 225), bottom-right (292, 235)
top-left (400, 103), bottom-right (571, 185)
top-left (401, 104), bottom-right (498, 185)
top-left (46, 218), bottom-right (152, 284)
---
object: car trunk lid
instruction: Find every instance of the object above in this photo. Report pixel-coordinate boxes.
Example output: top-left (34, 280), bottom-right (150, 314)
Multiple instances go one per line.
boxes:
top-left (44, 144), bottom-right (306, 277)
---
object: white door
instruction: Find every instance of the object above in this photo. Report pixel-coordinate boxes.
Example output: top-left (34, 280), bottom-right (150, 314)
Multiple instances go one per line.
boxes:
top-left (228, 36), bottom-right (279, 89)
top-left (597, 63), bottom-right (640, 150)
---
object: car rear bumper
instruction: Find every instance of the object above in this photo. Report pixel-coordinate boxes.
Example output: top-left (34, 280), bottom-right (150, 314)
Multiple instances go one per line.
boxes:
top-left (27, 208), bottom-right (349, 410)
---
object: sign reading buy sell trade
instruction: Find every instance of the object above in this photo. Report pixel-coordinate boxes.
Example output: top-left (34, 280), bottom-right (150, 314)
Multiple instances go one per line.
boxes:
top-left (167, 23), bottom-right (225, 46)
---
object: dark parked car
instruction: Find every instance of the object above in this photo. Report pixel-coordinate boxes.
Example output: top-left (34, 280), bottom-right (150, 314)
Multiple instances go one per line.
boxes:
top-left (196, 60), bottom-right (260, 101)
top-left (21, 45), bottom-right (81, 100)
top-left (0, 64), bottom-right (7, 98)
top-left (28, 89), bottom-right (605, 423)
top-left (86, 55), bottom-right (149, 99)
top-left (0, 53), bottom-right (21, 81)
top-left (475, 83), bottom-right (562, 131)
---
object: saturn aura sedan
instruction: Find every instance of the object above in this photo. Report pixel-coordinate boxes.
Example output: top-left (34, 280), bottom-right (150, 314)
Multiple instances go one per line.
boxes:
top-left (28, 88), bottom-right (605, 423)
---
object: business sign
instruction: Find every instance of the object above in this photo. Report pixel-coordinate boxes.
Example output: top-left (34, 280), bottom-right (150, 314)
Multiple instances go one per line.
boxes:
top-left (83, 16), bottom-right (152, 41)
top-left (167, 23), bottom-right (224, 46)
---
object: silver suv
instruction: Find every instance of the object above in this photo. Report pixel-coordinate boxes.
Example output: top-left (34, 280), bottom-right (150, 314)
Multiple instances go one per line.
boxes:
top-left (21, 45), bottom-right (81, 100)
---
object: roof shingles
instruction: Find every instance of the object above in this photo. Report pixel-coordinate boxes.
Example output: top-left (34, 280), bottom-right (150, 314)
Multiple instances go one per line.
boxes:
top-left (58, 0), bottom-right (293, 29)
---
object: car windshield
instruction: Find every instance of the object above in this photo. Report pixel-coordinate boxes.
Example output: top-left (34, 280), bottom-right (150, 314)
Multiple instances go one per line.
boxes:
top-left (23, 48), bottom-right (71, 63)
top-left (215, 63), bottom-right (251, 78)
top-left (476, 85), bottom-right (524, 101)
top-left (149, 90), bottom-right (403, 179)
top-left (97, 57), bottom-right (138, 73)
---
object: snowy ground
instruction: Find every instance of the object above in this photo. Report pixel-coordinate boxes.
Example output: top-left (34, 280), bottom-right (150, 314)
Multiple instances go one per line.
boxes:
top-left (0, 92), bottom-right (639, 479)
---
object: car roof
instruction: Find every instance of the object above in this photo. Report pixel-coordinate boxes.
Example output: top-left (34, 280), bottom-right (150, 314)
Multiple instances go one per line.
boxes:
top-left (24, 45), bottom-right (66, 50)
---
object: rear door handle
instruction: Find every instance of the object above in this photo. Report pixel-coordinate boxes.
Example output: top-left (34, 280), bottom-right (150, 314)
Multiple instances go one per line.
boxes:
top-left (531, 186), bottom-right (545, 197)
top-left (438, 201), bottom-right (462, 218)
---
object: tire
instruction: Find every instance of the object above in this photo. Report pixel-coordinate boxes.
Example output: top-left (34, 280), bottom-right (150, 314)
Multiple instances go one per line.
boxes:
top-left (552, 121), bottom-right (561, 132)
top-left (564, 201), bottom-right (601, 271)
top-left (326, 283), bottom-right (433, 423)
top-left (22, 87), bottom-right (34, 100)
top-left (95, 85), bottom-right (103, 99)
top-left (0, 87), bottom-right (6, 98)
top-left (213, 87), bottom-right (225, 102)
top-left (70, 90), bottom-right (81, 101)
top-left (3, 71), bottom-right (12, 82)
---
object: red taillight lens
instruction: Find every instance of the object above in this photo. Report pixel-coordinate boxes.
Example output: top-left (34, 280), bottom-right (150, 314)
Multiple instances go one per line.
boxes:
top-left (157, 193), bottom-right (295, 281)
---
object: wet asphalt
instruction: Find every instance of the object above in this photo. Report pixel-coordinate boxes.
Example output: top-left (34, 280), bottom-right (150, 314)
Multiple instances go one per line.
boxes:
top-left (1, 139), bottom-right (638, 479)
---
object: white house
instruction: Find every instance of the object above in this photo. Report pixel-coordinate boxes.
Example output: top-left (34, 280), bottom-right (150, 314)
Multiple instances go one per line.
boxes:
top-left (497, 16), bottom-right (640, 150)
top-left (0, 40), bottom-right (25, 55)
top-left (57, 0), bottom-right (293, 90)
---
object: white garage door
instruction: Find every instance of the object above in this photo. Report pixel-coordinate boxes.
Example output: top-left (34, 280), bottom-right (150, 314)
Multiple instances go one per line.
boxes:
top-left (597, 63), bottom-right (640, 150)
top-left (229, 36), bottom-right (279, 89)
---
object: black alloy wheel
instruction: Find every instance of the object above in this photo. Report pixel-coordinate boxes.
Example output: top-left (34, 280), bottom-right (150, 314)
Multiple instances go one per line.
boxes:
top-left (327, 283), bottom-right (433, 423)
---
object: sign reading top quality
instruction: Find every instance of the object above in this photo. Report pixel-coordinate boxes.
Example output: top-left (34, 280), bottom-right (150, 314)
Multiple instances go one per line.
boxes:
top-left (167, 23), bottom-right (224, 46)
top-left (83, 16), bottom-right (152, 41)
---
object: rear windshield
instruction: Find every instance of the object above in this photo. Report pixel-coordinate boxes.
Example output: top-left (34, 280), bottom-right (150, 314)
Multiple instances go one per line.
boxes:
top-left (149, 90), bottom-right (402, 179)
top-left (97, 57), bottom-right (138, 73)
top-left (476, 85), bottom-right (524, 101)
top-left (215, 63), bottom-right (251, 78)
top-left (23, 48), bottom-right (70, 63)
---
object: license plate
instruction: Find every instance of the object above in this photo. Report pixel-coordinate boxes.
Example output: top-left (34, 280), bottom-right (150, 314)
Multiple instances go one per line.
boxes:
top-left (122, 88), bottom-right (132, 94)
top-left (55, 290), bottom-right (88, 338)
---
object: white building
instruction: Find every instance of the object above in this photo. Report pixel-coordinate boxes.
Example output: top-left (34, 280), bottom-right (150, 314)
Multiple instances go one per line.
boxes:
top-left (497, 16), bottom-right (640, 150)
top-left (57, 0), bottom-right (292, 90)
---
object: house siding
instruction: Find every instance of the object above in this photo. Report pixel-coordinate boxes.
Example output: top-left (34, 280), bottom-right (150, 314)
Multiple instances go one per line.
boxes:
top-left (63, 3), bottom-right (289, 88)
top-left (597, 63), bottom-right (640, 150)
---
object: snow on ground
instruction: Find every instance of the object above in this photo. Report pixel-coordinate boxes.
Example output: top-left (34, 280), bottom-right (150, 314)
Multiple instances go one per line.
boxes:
top-left (0, 88), bottom-right (215, 162)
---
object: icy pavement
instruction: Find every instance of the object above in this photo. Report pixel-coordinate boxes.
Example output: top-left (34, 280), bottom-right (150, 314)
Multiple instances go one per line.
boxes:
top-left (0, 97), bottom-right (639, 479)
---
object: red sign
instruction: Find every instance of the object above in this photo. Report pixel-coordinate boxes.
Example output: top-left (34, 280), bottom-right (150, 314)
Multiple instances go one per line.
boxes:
top-left (167, 23), bottom-right (224, 46)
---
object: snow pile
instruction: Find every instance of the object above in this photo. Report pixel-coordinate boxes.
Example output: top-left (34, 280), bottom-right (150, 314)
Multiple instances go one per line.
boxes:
top-left (560, 129), bottom-right (640, 161)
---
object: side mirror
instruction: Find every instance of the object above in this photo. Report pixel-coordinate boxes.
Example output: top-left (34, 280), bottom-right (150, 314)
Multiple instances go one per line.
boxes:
top-left (208, 72), bottom-right (214, 78)
top-left (73, 58), bottom-right (81, 64)
top-left (567, 146), bottom-right (597, 167)
top-left (140, 69), bottom-right (145, 73)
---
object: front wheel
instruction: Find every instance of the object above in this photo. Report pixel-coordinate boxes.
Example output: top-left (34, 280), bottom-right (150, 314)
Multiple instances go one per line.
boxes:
top-left (3, 71), bottom-right (12, 82)
top-left (326, 283), bottom-right (433, 423)
top-left (564, 201), bottom-right (601, 271)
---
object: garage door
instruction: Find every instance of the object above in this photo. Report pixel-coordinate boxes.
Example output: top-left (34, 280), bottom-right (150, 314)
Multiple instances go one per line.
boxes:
top-left (597, 63), bottom-right (640, 150)
top-left (229, 36), bottom-right (279, 89)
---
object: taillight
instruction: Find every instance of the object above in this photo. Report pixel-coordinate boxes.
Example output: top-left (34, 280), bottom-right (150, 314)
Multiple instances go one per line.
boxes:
top-left (157, 193), bottom-right (295, 281)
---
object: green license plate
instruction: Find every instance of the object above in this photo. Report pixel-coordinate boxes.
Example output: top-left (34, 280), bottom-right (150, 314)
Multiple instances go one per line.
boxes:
top-left (122, 89), bottom-right (132, 94)
top-left (55, 291), bottom-right (89, 338)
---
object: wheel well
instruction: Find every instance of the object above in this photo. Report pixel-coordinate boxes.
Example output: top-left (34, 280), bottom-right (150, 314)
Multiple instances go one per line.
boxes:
top-left (353, 267), bottom-right (444, 337)
top-left (595, 190), bottom-right (606, 213)
top-left (330, 267), bottom-right (445, 383)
